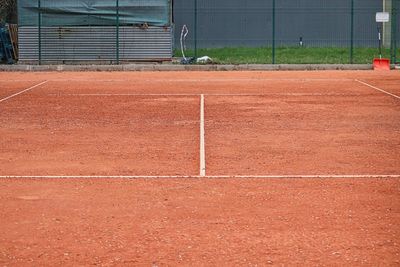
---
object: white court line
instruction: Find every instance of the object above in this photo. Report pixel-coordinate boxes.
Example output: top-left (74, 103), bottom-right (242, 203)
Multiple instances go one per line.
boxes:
top-left (0, 80), bottom-right (47, 83)
top-left (54, 93), bottom-right (200, 96)
top-left (47, 78), bottom-right (355, 83)
top-left (50, 93), bottom-right (365, 97)
top-left (0, 175), bottom-right (399, 179)
top-left (200, 94), bottom-right (206, 177)
top-left (355, 79), bottom-right (400, 100)
top-left (0, 80), bottom-right (48, 103)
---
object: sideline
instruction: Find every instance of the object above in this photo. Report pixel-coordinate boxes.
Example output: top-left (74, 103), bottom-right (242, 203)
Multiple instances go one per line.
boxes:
top-left (0, 80), bottom-right (48, 103)
top-left (355, 79), bottom-right (400, 100)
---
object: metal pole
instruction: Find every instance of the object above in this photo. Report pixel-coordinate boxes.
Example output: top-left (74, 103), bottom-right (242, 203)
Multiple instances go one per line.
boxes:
top-left (272, 0), bottom-right (276, 64)
top-left (38, 0), bottom-right (41, 65)
top-left (116, 0), bottom-right (119, 64)
top-left (391, 1), bottom-right (394, 63)
top-left (350, 0), bottom-right (354, 64)
top-left (392, 1), bottom-right (397, 63)
top-left (194, 0), bottom-right (198, 58)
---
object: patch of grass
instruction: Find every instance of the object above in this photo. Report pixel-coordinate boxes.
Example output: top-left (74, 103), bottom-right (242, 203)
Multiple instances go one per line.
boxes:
top-left (174, 47), bottom-right (397, 64)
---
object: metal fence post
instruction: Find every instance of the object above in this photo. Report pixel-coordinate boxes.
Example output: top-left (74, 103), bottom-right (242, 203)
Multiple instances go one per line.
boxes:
top-left (116, 0), bottom-right (120, 64)
top-left (395, 1), bottom-right (398, 63)
top-left (272, 0), bottom-right (276, 64)
top-left (38, 0), bottom-right (41, 65)
top-left (350, 0), bottom-right (354, 64)
top-left (194, 0), bottom-right (198, 58)
top-left (391, 1), bottom-right (397, 63)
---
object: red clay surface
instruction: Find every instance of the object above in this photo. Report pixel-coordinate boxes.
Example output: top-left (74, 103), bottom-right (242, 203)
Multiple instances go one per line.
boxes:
top-left (2, 71), bottom-right (399, 176)
top-left (206, 94), bottom-right (400, 175)
top-left (0, 94), bottom-right (199, 175)
top-left (0, 178), bottom-right (399, 266)
top-left (0, 70), bottom-right (400, 265)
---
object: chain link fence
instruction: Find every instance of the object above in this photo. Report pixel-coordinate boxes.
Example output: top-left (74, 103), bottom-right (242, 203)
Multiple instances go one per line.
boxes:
top-left (174, 0), bottom-right (399, 64)
top-left (393, 0), bottom-right (400, 62)
top-left (14, 0), bottom-right (400, 64)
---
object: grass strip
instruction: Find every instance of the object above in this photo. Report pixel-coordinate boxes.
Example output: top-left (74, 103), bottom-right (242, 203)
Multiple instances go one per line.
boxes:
top-left (175, 47), bottom-right (397, 64)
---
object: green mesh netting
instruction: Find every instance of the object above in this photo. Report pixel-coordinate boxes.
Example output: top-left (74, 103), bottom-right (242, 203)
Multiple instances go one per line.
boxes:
top-left (18, 0), bottom-right (170, 26)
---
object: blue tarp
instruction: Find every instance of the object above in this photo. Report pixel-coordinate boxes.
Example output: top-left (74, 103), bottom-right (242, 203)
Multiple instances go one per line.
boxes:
top-left (18, 0), bottom-right (171, 26)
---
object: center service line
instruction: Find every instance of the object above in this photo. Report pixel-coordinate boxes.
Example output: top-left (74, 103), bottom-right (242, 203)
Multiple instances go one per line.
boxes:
top-left (200, 94), bottom-right (206, 177)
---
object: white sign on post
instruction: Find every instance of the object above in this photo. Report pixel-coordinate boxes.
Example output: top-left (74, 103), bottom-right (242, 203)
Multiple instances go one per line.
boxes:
top-left (376, 12), bottom-right (390, 22)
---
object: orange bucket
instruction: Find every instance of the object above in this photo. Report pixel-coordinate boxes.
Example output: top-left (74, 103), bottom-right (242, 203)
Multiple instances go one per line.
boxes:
top-left (373, 58), bottom-right (390, 70)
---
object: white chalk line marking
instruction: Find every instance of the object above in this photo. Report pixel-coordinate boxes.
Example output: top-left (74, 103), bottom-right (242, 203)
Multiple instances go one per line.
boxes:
top-left (355, 79), bottom-right (400, 100)
top-left (53, 93), bottom-right (200, 96)
top-left (200, 94), bottom-right (206, 176)
top-left (0, 175), bottom-right (399, 179)
top-left (0, 80), bottom-right (48, 83)
top-left (48, 93), bottom-right (368, 97)
top-left (47, 78), bottom-right (355, 83)
top-left (0, 81), bottom-right (48, 103)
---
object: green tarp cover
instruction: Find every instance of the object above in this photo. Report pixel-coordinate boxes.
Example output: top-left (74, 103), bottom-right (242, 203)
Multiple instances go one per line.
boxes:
top-left (18, 0), bottom-right (170, 26)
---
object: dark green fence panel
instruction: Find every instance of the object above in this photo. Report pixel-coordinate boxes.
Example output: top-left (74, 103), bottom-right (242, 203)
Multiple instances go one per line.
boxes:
top-left (393, 0), bottom-right (400, 63)
top-left (174, 0), bottom-right (399, 64)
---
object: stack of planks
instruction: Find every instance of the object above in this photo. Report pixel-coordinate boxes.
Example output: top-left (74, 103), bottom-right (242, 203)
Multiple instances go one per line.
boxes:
top-left (6, 24), bottom-right (18, 60)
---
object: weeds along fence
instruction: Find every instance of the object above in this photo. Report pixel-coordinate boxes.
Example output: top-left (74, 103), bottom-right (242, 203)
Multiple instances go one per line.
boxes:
top-left (174, 0), bottom-right (400, 64)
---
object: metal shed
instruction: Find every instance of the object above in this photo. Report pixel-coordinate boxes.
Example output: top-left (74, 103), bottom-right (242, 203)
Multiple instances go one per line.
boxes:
top-left (18, 0), bottom-right (173, 64)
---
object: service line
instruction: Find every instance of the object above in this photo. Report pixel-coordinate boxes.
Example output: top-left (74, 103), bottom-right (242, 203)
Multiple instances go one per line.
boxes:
top-left (55, 93), bottom-right (201, 96)
top-left (0, 80), bottom-right (48, 103)
top-left (50, 93), bottom-right (365, 97)
top-left (355, 79), bottom-right (400, 100)
top-left (200, 94), bottom-right (206, 177)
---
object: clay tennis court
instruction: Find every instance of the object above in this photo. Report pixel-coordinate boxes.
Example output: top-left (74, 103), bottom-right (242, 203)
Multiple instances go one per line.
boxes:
top-left (1, 70), bottom-right (400, 265)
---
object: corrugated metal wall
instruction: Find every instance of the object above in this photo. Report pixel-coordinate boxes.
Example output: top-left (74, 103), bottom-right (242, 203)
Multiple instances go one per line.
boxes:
top-left (19, 26), bottom-right (172, 63)
top-left (173, 0), bottom-right (383, 48)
